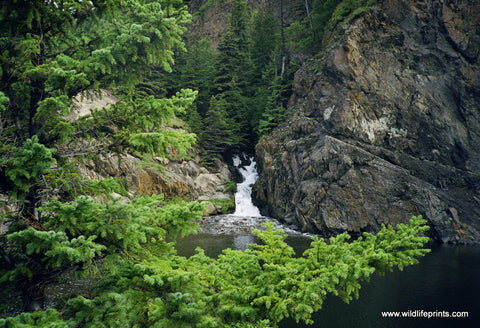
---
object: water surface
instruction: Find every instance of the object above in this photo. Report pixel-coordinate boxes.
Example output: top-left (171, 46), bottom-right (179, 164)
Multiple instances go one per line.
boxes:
top-left (176, 233), bottom-right (480, 328)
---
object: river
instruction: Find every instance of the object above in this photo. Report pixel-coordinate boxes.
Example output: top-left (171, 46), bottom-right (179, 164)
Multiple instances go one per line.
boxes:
top-left (176, 155), bottom-right (480, 328)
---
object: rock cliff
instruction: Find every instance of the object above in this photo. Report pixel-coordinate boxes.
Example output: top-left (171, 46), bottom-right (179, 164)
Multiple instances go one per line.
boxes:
top-left (188, 0), bottom-right (302, 47)
top-left (254, 0), bottom-right (480, 244)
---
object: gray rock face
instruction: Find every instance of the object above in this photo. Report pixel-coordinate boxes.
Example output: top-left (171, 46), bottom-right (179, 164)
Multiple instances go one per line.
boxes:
top-left (254, 0), bottom-right (480, 244)
top-left (81, 153), bottom-right (233, 204)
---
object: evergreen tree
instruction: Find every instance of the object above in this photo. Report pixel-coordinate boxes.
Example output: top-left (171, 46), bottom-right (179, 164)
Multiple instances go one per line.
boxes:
top-left (0, 0), bottom-right (197, 312)
top-left (0, 1), bottom-right (430, 326)
top-left (177, 37), bottom-right (217, 117)
top-left (250, 11), bottom-right (280, 79)
top-left (1, 216), bottom-right (430, 327)
top-left (201, 95), bottom-right (242, 167)
top-left (202, 0), bottom-right (253, 156)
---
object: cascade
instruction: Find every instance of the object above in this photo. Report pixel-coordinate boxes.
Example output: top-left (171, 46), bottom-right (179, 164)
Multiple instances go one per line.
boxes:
top-left (232, 155), bottom-right (262, 217)
top-left (198, 155), bottom-right (302, 235)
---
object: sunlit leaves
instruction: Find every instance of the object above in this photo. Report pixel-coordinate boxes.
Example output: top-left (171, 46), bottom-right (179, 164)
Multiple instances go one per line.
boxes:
top-left (3, 215), bottom-right (428, 327)
top-left (0, 91), bottom-right (8, 114)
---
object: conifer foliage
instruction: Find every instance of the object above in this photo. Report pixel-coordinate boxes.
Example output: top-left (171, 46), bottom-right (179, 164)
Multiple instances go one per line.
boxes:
top-left (0, 0), bottom-right (199, 314)
top-left (0, 1), bottom-right (431, 327)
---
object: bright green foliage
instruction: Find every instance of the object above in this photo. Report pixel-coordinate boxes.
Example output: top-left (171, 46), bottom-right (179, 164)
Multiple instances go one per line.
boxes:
top-left (0, 193), bottom-right (205, 316)
top-left (327, 0), bottom-right (377, 30)
top-left (27, 216), bottom-right (428, 328)
top-left (0, 0), bottom-right (198, 203)
top-left (2, 136), bottom-right (56, 202)
top-left (0, 0), bottom-right (198, 315)
top-left (2, 228), bottom-right (104, 275)
top-left (1, 182), bottom-right (429, 328)
top-left (0, 0), bottom-right (194, 146)
top-left (172, 216), bottom-right (429, 327)
top-left (0, 91), bottom-right (8, 114)
top-left (0, 1), bottom-right (431, 326)
top-left (72, 89), bottom-right (198, 158)
top-left (42, 194), bottom-right (204, 256)
top-left (210, 197), bottom-right (236, 214)
top-left (0, 309), bottom-right (68, 328)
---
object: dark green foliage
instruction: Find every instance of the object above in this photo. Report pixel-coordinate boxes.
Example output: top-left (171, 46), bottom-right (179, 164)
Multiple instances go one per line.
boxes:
top-left (165, 0), bottom-right (380, 160)
top-left (202, 0), bottom-right (254, 157)
top-left (225, 181), bottom-right (237, 193)
top-left (285, 0), bottom-right (376, 55)
top-left (0, 0), bottom-right (198, 315)
top-left (258, 105), bottom-right (287, 136)
top-left (176, 38), bottom-right (217, 116)
top-left (158, 1), bottom-right (297, 157)
top-left (256, 74), bottom-right (292, 136)
top-left (0, 1), bottom-right (431, 327)
top-left (250, 11), bottom-right (281, 76)
top-left (201, 95), bottom-right (242, 166)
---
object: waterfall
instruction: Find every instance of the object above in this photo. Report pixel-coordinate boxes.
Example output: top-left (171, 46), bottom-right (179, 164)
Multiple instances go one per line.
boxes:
top-left (197, 155), bottom-right (305, 236)
top-left (233, 155), bottom-right (262, 217)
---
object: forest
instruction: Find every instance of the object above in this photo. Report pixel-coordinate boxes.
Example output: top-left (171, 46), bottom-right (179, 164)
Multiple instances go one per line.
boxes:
top-left (0, 0), bottom-right (429, 327)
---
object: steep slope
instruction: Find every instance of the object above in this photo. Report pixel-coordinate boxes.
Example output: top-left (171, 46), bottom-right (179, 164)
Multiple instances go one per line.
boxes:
top-left (69, 91), bottom-right (234, 213)
top-left (188, 0), bottom-right (302, 45)
top-left (254, 0), bottom-right (480, 244)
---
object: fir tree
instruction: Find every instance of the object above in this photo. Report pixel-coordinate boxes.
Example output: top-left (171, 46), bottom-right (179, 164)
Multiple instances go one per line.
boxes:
top-left (201, 95), bottom-right (240, 167)
top-left (0, 2), bottom-right (431, 326)
top-left (205, 0), bottom-right (254, 155)
top-left (250, 11), bottom-right (280, 78)
top-left (0, 0), bottom-right (197, 312)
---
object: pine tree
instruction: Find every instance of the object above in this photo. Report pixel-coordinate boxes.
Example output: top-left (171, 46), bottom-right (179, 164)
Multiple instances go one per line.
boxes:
top-left (1, 216), bottom-right (430, 327)
top-left (250, 11), bottom-right (280, 79)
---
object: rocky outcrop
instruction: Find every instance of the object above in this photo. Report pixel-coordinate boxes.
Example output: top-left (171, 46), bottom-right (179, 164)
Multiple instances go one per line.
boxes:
top-left (254, 0), bottom-right (480, 244)
top-left (68, 90), bottom-right (233, 214)
top-left (81, 153), bottom-right (232, 208)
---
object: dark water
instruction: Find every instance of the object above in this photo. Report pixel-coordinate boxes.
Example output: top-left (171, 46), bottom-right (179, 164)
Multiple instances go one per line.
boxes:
top-left (176, 233), bottom-right (480, 328)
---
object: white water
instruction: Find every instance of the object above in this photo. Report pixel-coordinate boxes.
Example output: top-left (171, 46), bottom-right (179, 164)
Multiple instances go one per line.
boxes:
top-left (197, 155), bottom-right (304, 236)
top-left (233, 155), bottom-right (262, 217)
